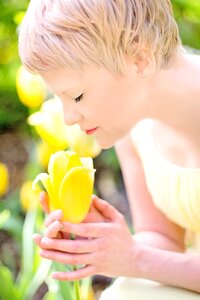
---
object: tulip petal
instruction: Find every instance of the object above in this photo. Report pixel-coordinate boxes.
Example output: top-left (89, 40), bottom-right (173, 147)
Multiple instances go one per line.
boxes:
top-left (59, 167), bottom-right (95, 223)
top-left (66, 124), bottom-right (101, 157)
top-left (0, 162), bottom-right (9, 197)
top-left (80, 157), bottom-right (94, 170)
top-left (48, 151), bottom-right (82, 187)
top-left (28, 98), bottom-right (69, 150)
top-left (48, 151), bottom-right (83, 208)
top-left (28, 112), bottom-right (44, 126)
top-left (32, 173), bottom-right (55, 211)
top-left (16, 66), bottom-right (46, 108)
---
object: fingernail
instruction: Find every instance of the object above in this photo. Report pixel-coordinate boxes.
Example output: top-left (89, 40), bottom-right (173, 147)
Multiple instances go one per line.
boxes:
top-left (39, 250), bottom-right (46, 256)
top-left (32, 233), bottom-right (40, 240)
top-left (56, 210), bottom-right (63, 217)
top-left (52, 272), bottom-right (58, 279)
top-left (41, 237), bottom-right (49, 245)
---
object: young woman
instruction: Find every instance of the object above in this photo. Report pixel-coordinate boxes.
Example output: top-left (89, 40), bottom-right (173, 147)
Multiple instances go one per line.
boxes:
top-left (18, 0), bottom-right (200, 298)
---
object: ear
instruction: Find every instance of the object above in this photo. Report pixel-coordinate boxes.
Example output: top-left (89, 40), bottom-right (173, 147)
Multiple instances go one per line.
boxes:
top-left (135, 51), bottom-right (156, 79)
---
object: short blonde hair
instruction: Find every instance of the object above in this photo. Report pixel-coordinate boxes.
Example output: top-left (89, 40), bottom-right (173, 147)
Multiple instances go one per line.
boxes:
top-left (18, 0), bottom-right (181, 74)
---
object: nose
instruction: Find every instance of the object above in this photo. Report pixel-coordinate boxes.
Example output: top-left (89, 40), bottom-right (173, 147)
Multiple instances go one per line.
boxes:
top-left (63, 109), bottom-right (83, 126)
top-left (59, 97), bottom-right (83, 126)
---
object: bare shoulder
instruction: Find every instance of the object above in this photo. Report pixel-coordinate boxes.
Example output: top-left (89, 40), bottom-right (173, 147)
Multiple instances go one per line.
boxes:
top-left (115, 125), bottom-right (185, 250)
top-left (115, 132), bottom-right (140, 162)
top-left (152, 119), bottom-right (200, 168)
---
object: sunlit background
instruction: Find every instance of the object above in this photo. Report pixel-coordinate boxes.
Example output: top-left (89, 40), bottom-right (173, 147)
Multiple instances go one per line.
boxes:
top-left (0, 1), bottom-right (200, 299)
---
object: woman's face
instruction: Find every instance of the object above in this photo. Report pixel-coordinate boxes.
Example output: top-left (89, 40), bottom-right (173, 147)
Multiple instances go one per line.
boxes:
top-left (40, 64), bottom-right (146, 148)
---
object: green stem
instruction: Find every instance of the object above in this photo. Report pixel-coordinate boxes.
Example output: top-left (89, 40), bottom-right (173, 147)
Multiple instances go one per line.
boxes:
top-left (73, 265), bottom-right (81, 300)
top-left (70, 234), bottom-right (81, 300)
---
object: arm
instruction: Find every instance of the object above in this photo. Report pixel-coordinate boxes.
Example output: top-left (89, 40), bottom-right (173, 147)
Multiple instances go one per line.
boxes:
top-left (115, 133), bottom-right (185, 252)
top-left (134, 243), bottom-right (200, 293)
top-left (115, 134), bottom-right (200, 293)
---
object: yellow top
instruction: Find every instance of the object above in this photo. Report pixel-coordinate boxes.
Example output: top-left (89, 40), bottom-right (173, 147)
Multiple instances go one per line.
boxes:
top-left (131, 119), bottom-right (200, 241)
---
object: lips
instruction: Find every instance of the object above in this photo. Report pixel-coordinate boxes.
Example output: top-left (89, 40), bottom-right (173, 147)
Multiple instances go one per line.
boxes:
top-left (85, 127), bottom-right (98, 135)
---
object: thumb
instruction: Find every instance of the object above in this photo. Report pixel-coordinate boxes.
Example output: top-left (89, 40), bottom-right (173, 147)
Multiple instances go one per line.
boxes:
top-left (32, 233), bottom-right (42, 247)
top-left (92, 194), bottom-right (122, 222)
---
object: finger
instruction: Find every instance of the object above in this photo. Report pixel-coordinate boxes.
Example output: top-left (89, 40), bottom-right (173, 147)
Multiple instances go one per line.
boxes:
top-left (39, 249), bottom-right (94, 265)
top-left (52, 265), bottom-right (95, 281)
top-left (45, 210), bottom-right (63, 227)
top-left (61, 222), bottom-right (109, 238)
top-left (40, 236), bottom-right (99, 253)
top-left (32, 233), bottom-right (42, 247)
top-left (45, 220), bottom-right (63, 238)
top-left (92, 195), bottom-right (122, 222)
top-left (40, 192), bottom-right (50, 213)
top-left (83, 198), bottom-right (105, 223)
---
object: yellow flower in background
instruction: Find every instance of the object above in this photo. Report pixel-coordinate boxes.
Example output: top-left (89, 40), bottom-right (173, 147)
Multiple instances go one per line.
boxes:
top-left (36, 141), bottom-right (55, 170)
top-left (20, 180), bottom-right (41, 211)
top-left (28, 97), bottom-right (101, 157)
top-left (16, 65), bottom-right (46, 108)
top-left (0, 163), bottom-right (9, 197)
top-left (28, 98), bottom-right (69, 151)
top-left (67, 124), bottom-right (101, 158)
top-left (33, 150), bottom-right (95, 223)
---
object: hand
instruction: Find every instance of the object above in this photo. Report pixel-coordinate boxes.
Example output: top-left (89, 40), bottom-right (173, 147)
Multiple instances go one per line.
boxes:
top-left (33, 192), bottom-right (108, 241)
top-left (34, 195), bottom-right (138, 281)
top-left (33, 191), bottom-right (66, 241)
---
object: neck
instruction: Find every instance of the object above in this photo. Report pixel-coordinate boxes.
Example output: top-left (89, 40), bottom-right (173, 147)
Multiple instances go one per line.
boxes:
top-left (144, 51), bottom-right (200, 132)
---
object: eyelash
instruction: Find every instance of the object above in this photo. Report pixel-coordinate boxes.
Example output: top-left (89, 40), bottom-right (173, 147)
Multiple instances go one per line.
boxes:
top-left (74, 93), bottom-right (83, 103)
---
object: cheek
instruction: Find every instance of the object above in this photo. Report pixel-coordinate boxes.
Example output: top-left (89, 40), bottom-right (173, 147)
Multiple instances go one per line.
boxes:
top-left (85, 88), bottom-right (125, 125)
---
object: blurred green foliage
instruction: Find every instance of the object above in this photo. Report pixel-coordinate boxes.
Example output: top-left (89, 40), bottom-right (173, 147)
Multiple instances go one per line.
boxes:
top-left (0, 87), bottom-right (28, 133)
top-left (0, 0), bottom-right (29, 132)
top-left (173, 0), bottom-right (200, 49)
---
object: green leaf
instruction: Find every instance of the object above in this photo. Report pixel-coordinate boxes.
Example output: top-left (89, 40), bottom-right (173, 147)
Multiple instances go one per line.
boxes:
top-left (43, 291), bottom-right (57, 300)
top-left (0, 210), bottom-right (10, 228)
top-left (0, 264), bottom-right (19, 300)
top-left (52, 262), bottom-right (74, 300)
top-left (16, 208), bottom-right (38, 297)
top-left (22, 208), bottom-right (38, 274)
top-left (0, 214), bottom-right (23, 242)
top-left (25, 259), bottom-right (52, 300)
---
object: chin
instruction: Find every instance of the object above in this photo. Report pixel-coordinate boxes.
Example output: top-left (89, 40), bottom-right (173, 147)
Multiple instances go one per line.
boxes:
top-left (96, 137), bottom-right (116, 149)
top-left (101, 144), bottom-right (114, 150)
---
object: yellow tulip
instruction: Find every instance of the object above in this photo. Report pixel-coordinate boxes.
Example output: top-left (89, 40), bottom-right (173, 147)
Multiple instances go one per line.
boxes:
top-left (0, 163), bottom-right (9, 197)
top-left (20, 180), bottom-right (41, 211)
top-left (28, 98), bottom-right (69, 151)
top-left (67, 124), bottom-right (101, 158)
top-left (28, 97), bottom-right (101, 157)
top-left (36, 141), bottom-right (55, 169)
top-left (33, 150), bottom-right (95, 223)
top-left (16, 65), bottom-right (46, 108)
top-left (86, 287), bottom-right (95, 300)
top-left (81, 285), bottom-right (95, 300)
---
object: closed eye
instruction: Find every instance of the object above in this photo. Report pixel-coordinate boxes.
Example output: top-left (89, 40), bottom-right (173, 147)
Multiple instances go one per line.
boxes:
top-left (74, 93), bottom-right (83, 103)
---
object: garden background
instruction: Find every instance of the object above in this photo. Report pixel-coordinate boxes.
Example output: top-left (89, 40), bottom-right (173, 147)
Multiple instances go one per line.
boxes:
top-left (0, 1), bottom-right (200, 299)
